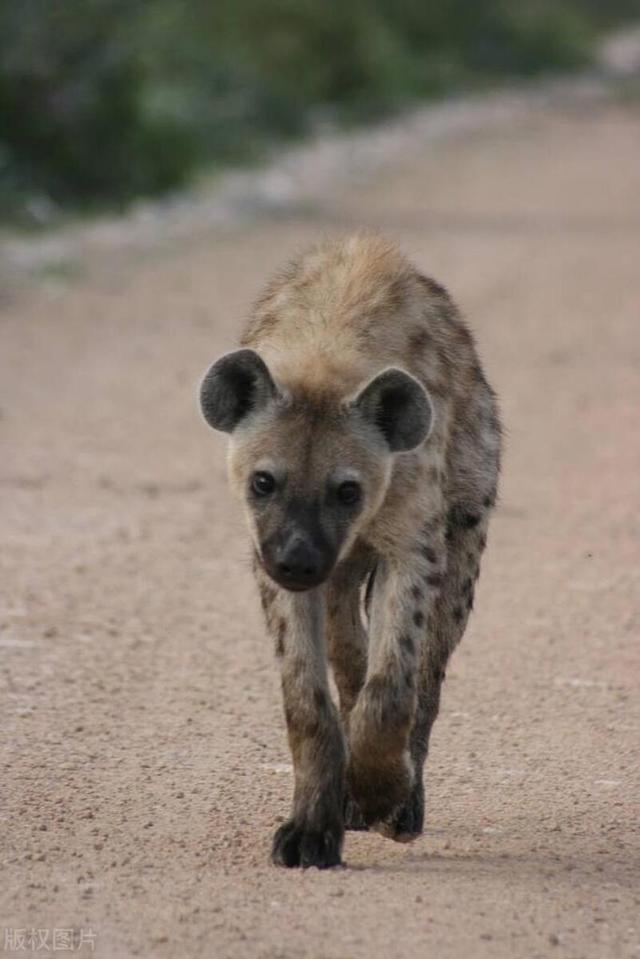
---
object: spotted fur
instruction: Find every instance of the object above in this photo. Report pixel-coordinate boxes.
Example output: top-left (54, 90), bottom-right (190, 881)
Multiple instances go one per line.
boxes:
top-left (200, 234), bottom-right (501, 867)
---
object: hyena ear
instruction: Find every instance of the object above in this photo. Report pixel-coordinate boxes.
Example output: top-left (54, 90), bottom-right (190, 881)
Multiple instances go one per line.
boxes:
top-left (351, 367), bottom-right (433, 452)
top-left (199, 348), bottom-right (279, 433)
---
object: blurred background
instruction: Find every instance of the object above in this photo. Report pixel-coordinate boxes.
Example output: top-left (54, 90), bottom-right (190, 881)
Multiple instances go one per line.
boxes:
top-left (2, 2), bottom-right (640, 955)
top-left (2, 0), bottom-right (640, 227)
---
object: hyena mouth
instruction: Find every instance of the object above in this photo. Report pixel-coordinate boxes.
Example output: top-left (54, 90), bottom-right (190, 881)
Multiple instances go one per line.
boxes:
top-left (263, 562), bottom-right (331, 593)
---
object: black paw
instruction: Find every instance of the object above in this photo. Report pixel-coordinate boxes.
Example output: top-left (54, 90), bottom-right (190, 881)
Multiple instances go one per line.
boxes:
top-left (344, 796), bottom-right (368, 832)
top-left (271, 819), bottom-right (343, 869)
top-left (376, 778), bottom-right (424, 842)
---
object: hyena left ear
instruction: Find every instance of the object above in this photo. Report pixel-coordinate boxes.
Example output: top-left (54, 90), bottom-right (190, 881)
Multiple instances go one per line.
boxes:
top-left (199, 348), bottom-right (280, 433)
top-left (351, 367), bottom-right (434, 452)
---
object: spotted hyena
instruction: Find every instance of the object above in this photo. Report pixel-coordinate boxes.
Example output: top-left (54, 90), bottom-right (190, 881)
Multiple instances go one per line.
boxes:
top-left (199, 234), bottom-right (501, 868)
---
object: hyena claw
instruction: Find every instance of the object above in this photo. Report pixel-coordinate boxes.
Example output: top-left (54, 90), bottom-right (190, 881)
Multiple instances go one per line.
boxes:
top-left (271, 819), bottom-right (344, 869)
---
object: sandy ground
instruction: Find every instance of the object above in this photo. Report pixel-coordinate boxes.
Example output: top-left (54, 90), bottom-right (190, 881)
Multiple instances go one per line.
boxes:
top-left (1, 95), bottom-right (639, 959)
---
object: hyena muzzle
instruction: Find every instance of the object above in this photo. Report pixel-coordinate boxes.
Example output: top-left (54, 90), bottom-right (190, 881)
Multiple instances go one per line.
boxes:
top-left (199, 234), bottom-right (501, 868)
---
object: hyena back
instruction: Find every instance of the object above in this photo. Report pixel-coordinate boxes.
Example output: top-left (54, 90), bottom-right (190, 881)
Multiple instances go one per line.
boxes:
top-left (200, 234), bottom-right (501, 868)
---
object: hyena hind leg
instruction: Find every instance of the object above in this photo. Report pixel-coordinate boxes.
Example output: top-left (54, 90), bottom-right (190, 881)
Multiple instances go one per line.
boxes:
top-left (382, 506), bottom-right (492, 841)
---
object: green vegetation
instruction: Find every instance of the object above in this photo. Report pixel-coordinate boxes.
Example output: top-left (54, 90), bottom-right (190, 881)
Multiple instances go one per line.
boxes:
top-left (1, 0), bottom-right (638, 224)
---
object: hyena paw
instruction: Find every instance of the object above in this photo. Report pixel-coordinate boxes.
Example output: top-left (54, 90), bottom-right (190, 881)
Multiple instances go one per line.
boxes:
top-left (271, 818), bottom-right (344, 869)
top-left (373, 778), bottom-right (424, 842)
top-left (347, 752), bottom-right (413, 826)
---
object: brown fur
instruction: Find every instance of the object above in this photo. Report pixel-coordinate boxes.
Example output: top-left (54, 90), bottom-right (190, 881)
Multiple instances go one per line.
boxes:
top-left (200, 233), bottom-right (501, 867)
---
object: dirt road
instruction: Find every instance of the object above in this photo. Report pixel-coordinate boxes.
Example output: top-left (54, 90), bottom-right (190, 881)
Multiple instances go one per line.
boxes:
top-left (1, 95), bottom-right (639, 959)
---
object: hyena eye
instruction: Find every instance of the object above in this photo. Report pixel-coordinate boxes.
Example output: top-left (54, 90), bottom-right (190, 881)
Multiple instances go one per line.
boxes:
top-left (251, 471), bottom-right (276, 497)
top-left (336, 480), bottom-right (361, 506)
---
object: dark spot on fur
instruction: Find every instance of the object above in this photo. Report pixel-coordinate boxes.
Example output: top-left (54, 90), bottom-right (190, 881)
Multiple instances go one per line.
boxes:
top-left (366, 674), bottom-right (411, 729)
top-left (462, 578), bottom-right (473, 597)
top-left (421, 545), bottom-right (438, 564)
top-left (483, 493), bottom-right (496, 508)
top-left (363, 565), bottom-right (377, 617)
top-left (275, 618), bottom-right (287, 656)
top-left (425, 573), bottom-right (443, 588)
top-left (479, 534), bottom-right (487, 550)
top-left (467, 593), bottom-right (474, 611)
top-left (411, 584), bottom-right (424, 601)
top-left (399, 634), bottom-right (415, 655)
top-left (453, 606), bottom-right (464, 623)
top-left (313, 687), bottom-right (328, 711)
top-left (408, 327), bottom-right (432, 354)
top-left (413, 610), bottom-right (425, 628)
top-left (448, 506), bottom-right (481, 532)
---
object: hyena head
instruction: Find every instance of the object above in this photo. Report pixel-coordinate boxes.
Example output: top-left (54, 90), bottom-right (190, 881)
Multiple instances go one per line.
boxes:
top-left (199, 349), bottom-right (432, 591)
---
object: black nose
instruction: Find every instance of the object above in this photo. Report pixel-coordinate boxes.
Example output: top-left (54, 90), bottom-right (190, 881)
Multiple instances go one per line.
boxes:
top-left (276, 540), bottom-right (321, 583)
top-left (275, 539), bottom-right (323, 588)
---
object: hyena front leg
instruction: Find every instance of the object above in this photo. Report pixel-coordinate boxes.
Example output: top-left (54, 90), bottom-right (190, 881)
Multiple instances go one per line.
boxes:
top-left (256, 567), bottom-right (345, 868)
top-left (385, 504), bottom-right (492, 840)
top-left (325, 547), bottom-right (374, 725)
top-left (325, 547), bottom-right (374, 831)
top-left (346, 541), bottom-right (442, 828)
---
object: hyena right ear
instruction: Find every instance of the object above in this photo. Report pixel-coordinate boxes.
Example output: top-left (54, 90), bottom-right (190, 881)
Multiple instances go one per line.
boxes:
top-left (199, 348), bottom-right (279, 433)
